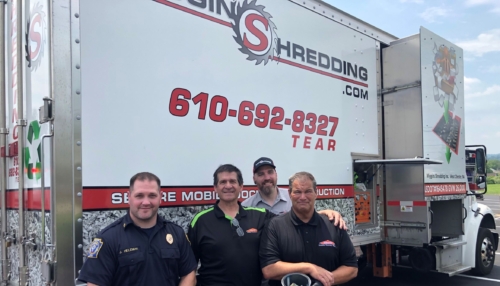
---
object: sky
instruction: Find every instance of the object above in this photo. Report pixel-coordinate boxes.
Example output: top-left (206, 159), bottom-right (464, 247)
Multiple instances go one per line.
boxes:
top-left (324, 0), bottom-right (500, 155)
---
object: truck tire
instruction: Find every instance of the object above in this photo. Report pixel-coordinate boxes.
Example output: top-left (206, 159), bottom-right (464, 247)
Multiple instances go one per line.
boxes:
top-left (472, 227), bottom-right (495, 275)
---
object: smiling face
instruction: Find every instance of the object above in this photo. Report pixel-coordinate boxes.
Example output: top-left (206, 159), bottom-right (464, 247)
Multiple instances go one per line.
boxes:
top-left (253, 165), bottom-right (278, 197)
top-left (128, 179), bottom-right (161, 228)
top-left (289, 176), bottom-right (317, 216)
top-left (214, 171), bottom-right (242, 203)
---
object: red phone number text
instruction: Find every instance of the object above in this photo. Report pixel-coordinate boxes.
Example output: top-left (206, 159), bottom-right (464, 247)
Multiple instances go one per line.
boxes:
top-left (169, 88), bottom-right (339, 151)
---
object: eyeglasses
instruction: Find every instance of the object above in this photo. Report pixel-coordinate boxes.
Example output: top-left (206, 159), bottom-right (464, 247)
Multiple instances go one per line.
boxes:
top-left (231, 218), bottom-right (245, 237)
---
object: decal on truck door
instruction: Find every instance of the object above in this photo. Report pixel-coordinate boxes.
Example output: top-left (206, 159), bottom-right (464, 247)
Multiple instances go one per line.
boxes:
top-left (431, 44), bottom-right (461, 161)
top-left (421, 27), bottom-right (466, 186)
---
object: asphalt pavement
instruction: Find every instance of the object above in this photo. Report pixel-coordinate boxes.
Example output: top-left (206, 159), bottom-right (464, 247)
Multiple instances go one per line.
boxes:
top-left (344, 195), bottom-right (500, 285)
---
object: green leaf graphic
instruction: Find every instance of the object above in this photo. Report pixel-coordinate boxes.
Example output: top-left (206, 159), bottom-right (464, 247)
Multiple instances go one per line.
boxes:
top-left (24, 147), bottom-right (31, 170)
top-left (24, 120), bottom-right (42, 181)
top-left (445, 147), bottom-right (451, 163)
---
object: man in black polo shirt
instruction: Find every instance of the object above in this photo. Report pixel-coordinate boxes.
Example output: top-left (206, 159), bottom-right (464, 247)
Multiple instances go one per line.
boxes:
top-left (188, 164), bottom-right (275, 286)
top-left (260, 171), bottom-right (358, 286)
top-left (78, 172), bottom-right (197, 286)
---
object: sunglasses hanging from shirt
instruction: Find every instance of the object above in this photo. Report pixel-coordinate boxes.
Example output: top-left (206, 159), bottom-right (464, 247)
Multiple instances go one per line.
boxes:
top-left (232, 218), bottom-right (245, 237)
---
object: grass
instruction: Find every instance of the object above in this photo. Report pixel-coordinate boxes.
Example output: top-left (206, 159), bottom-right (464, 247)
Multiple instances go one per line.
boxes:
top-left (486, 184), bottom-right (500, 195)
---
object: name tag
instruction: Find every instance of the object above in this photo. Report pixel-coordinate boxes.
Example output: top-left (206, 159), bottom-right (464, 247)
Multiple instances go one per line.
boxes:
top-left (120, 247), bottom-right (139, 254)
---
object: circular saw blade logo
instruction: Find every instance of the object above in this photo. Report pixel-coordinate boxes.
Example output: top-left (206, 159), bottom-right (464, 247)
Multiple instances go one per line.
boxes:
top-left (230, 0), bottom-right (278, 65)
top-left (27, 2), bottom-right (47, 71)
top-left (24, 121), bottom-right (42, 181)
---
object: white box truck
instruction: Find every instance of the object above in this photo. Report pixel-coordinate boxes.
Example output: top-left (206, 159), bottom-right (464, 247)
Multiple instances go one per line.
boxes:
top-left (0, 0), bottom-right (496, 284)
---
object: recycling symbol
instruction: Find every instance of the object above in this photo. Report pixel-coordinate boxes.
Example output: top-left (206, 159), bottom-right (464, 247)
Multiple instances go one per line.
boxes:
top-left (24, 120), bottom-right (41, 180)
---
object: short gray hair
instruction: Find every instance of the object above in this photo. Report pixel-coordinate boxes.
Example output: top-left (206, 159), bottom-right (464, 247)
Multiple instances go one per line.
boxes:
top-left (288, 171), bottom-right (317, 192)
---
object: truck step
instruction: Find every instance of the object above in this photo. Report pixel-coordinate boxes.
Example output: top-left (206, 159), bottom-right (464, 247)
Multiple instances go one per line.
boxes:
top-left (439, 264), bottom-right (471, 276)
top-left (432, 240), bottom-right (467, 249)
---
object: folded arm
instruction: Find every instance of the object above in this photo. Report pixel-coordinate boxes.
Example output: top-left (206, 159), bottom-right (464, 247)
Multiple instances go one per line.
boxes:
top-left (331, 265), bottom-right (358, 285)
top-left (262, 261), bottom-right (312, 280)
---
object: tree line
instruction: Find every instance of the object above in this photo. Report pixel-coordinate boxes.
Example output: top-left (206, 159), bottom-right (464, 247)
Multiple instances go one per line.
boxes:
top-left (487, 159), bottom-right (500, 184)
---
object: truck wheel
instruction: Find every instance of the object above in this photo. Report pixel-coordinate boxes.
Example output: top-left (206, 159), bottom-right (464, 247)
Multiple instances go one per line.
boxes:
top-left (472, 227), bottom-right (495, 275)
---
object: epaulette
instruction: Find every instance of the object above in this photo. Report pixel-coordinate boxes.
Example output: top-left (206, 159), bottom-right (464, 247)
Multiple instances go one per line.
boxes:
top-left (97, 215), bottom-right (126, 236)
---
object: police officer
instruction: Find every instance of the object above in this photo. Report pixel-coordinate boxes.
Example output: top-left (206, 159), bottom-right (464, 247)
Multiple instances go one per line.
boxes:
top-left (78, 172), bottom-right (197, 286)
top-left (260, 171), bottom-right (358, 286)
top-left (242, 157), bottom-right (346, 229)
top-left (188, 164), bottom-right (275, 286)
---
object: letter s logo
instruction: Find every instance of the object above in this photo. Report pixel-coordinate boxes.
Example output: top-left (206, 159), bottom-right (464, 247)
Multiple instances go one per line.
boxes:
top-left (243, 13), bottom-right (269, 52)
top-left (29, 13), bottom-right (42, 60)
top-left (231, 1), bottom-right (278, 65)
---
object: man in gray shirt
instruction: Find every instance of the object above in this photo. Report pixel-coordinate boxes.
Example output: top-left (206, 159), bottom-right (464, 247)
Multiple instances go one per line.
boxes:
top-left (242, 157), bottom-right (346, 229)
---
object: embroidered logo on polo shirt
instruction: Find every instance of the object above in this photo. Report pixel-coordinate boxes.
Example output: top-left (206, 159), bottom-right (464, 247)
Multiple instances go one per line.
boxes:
top-left (88, 238), bottom-right (104, 258)
top-left (246, 228), bottom-right (258, 233)
top-left (318, 240), bottom-right (336, 247)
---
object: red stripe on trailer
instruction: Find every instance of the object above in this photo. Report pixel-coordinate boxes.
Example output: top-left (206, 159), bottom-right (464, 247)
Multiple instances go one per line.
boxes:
top-left (387, 201), bottom-right (426, 206)
top-left (154, 0), bottom-right (232, 27)
top-left (2, 189), bottom-right (51, 210)
top-left (82, 185), bottom-right (355, 211)
top-left (413, 201), bottom-right (427, 206)
top-left (1, 185), bottom-right (353, 211)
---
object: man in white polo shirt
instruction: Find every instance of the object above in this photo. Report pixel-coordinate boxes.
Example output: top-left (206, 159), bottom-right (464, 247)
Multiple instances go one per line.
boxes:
top-left (242, 157), bottom-right (346, 229)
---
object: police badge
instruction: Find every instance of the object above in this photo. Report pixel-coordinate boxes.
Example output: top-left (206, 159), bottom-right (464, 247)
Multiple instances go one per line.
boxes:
top-left (166, 234), bottom-right (173, 244)
top-left (88, 238), bottom-right (103, 258)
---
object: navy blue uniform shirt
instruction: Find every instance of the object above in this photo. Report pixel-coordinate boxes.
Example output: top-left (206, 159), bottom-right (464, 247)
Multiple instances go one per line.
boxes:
top-left (78, 213), bottom-right (197, 286)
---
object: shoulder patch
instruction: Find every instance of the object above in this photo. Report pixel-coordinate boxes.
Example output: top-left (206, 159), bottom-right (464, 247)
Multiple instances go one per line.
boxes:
top-left (190, 207), bottom-right (214, 228)
top-left (87, 238), bottom-right (104, 258)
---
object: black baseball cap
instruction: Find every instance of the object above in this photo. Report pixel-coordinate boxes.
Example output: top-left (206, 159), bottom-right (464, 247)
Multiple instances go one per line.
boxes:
top-left (253, 157), bottom-right (276, 173)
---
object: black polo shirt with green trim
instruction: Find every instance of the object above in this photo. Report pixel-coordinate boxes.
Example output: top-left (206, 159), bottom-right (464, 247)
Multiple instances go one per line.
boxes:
top-left (260, 210), bottom-right (358, 286)
top-left (78, 213), bottom-right (197, 286)
top-left (188, 200), bottom-right (275, 286)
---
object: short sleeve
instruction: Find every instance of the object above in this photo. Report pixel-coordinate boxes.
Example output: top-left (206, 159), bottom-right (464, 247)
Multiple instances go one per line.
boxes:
top-left (259, 217), bottom-right (281, 268)
top-left (176, 227), bottom-right (198, 277)
top-left (338, 229), bottom-right (358, 267)
top-left (78, 235), bottom-right (117, 285)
